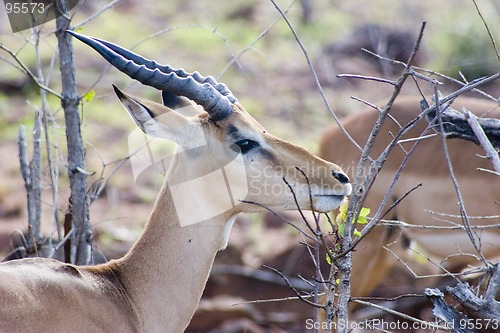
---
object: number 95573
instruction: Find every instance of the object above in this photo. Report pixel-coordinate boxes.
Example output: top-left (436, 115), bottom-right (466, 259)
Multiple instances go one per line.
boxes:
top-left (5, 2), bottom-right (45, 14)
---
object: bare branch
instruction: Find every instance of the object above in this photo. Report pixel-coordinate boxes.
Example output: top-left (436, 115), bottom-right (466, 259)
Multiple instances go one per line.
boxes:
top-left (465, 111), bottom-right (500, 174)
top-left (355, 296), bottom-right (453, 331)
top-left (0, 44), bottom-right (62, 98)
top-left (433, 91), bottom-right (489, 267)
top-left (472, 0), bottom-right (500, 63)
top-left (447, 280), bottom-right (500, 321)
top-left (73, 0), bottom-right (122, 29)
top-left (219, 1), bottom-right (295, 78)
top-left (425, 288), bottom-right (477, 333)
top-left (415, 67), bottom-right (499, 101)
top-left (210, 264), bottom-right (315, 291)
top-left (262, 265), bottom-right (324, 309)
top-left (484, 265), bottom-right (500, 301)
top-left (268, 0), bottom-right (361, 153)
top-left (478, 167), bottom-right (500, 176)
top-left (56, 15), bottom-right (92, 265)
top-left (426, 102), bottom-right (500, 150)
top-left (336, 73), bottom-right (397, 86)
top-left (239, 200), bottom-right (317, 242)
top-left (380, 219), bottom-right (500, 230)
top-left (378, 183), bottom-right (422, 221)
top-left (282, 177), bottom-right (317, 236)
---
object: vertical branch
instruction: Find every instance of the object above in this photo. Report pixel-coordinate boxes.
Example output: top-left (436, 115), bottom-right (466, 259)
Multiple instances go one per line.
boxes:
top-left (55, 12), bottom-right (92, 265)
top-left (332, 22), bottom-right (427, 333)
top-left (42, 97), bottom-right (62, 242)
top-left (18, 126), bottom-right (36, 240)
top-left (465, 111), bottom-right (500, 175)
top-left (35, 28), bottom-right (63, 243)
top-left (17, 106), bottom-right (42, 246)
top-left (16, 28), bottom-right (44, 245)
top-left (30, 28), bottom-right (47, 247)
top-left (433, 91), bottom-right (488, 267)
top-left (30, 107), bottom-right (43, 243)
top-left (267, 2), bottom-right (427, 330)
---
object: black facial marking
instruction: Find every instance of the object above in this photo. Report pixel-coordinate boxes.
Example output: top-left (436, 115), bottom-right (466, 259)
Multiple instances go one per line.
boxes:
top-left (227, 125), bottom-right (239, 137)
top-left (259, 148), bottom-right (276, 163)
top-left (332, 171), bottom-right (350, 184)
top-left (226, 125), bottom-right (275, 160)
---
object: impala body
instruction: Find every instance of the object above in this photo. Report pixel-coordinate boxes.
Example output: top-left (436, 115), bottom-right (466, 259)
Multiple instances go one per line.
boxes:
top-left (319, 95), bottom-right (500, 297)
top-left (0, 32), bottom-right (351, 332)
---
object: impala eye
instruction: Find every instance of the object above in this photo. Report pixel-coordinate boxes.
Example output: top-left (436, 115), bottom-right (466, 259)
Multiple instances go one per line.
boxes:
top-left (232, 139), bottom-right (259, 154)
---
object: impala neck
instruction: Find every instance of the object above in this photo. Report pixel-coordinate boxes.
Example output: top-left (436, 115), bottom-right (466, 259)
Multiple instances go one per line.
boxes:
top-left (117, 175), bottom-right (236, 331)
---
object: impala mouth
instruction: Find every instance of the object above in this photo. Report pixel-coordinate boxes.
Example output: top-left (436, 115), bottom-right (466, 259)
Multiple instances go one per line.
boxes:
top-left (314, 194), bottom-right (345, 198)
top-left (313, 183), bottom-right (352, 198)
top-left (312, 194), bottom-right (348, 213)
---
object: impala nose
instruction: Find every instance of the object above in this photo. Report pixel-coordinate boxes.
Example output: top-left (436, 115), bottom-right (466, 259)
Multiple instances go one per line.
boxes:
top-left (332, 171), bottom-right (350, 184)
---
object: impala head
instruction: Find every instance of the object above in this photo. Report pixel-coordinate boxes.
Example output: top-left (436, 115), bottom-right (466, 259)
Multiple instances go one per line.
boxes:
top-left (69, 31), bottom-right (351, 225)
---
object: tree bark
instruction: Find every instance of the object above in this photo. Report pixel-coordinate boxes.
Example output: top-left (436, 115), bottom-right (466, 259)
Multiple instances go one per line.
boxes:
top-left (55, 14), bottom-right (92, 265)
top-left (17, 124), bottom-right (41, 245)
top-left (426, 100), bottom-right (500, 149)
top-left (426, 288), bottom-right (479, 333)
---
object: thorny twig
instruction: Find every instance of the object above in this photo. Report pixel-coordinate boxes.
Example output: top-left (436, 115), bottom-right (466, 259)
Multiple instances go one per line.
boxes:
top-left (269, 0), bottom-right (361, 153)
top-left (465, 111), bottom-right (500, 174)
top-left (239, 200), bottom-right (317, 242)
top-left (354, 298), bottom-right (452, 331)
top-left (433, 89), bottom-right (489, 267)
top-left (218, 1), bottom-right (296, 78)
top-left (326, 22), bottom-right (427, 332)
top-left (282, 177), bottom-right (317, 236)
top-left (0, 44), bottom-right (62, 98)
top-left (73, 0), bottom-right (122, 29)
top-left (472, 0), bottom-right (500, 63)
top-left (263, 265), bottom-right (324, 309)
top-left (267, 3), bottom-right (500, 331)
top-left (211, 264), bottom-right (315, 291)
top-left (294, 166), bottom-right (327, 323)
top-left (380, 219), bottom-right (500, 230)
top-left (33, 26), bottom-right (63, 245)
top-left (333, 23), bottom-right (429, 261)
top-left (362, 47), bottom-right (500, 103)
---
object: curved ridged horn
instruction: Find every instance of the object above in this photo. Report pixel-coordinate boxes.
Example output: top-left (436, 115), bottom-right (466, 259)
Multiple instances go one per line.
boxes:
top-left (91, 36), bottom-right (238, 104)
top-left (67, 30), bottom-right (235, 121)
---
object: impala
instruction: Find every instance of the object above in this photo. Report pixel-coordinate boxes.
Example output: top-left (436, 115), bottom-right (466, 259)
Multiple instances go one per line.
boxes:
top-left (319, 95), bottom-right (500, 298)
top-left (0, 32), bottom-right (351, 332)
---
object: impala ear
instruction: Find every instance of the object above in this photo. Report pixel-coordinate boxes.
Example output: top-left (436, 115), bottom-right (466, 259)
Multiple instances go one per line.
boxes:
top-left (113, 85), bottom-right (195, 143)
